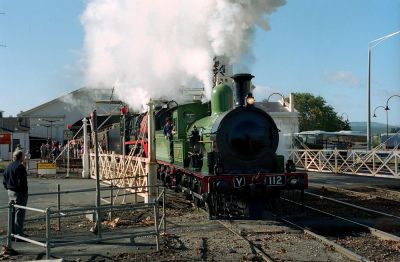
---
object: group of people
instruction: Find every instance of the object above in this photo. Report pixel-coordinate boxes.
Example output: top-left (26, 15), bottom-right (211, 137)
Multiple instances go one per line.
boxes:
top-left (40, 141), bottom-right (60, 162)
top-left (40, 140), bottom-right (83, 162)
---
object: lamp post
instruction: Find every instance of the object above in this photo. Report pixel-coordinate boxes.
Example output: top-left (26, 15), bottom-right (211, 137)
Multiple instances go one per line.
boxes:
top-left (267, 92), bottom-right (286, 108)
top-left (37, 124), bottom-right (50, 138)
top-left (367, 30), bottom-right (400, 150)
top-left (373, 105), bottom-right (387, 142)
top-left (340, 113), bottom-right (349, 130)
top-left (340, 112), bottom-right (349, 121)
top-left (39, 118), bottom-right (63, 142)
top-left (384, 94), bottom-right (400, 137)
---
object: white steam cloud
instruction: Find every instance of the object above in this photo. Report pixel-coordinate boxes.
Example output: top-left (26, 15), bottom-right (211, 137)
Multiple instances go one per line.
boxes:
top-left (81, 0), bottom-right (285, 111)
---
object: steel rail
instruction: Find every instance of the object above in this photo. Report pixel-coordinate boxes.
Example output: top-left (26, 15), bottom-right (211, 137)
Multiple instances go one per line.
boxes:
top-left (193, 200), bottom-right (274, 261)
top-left (282, 197), bottom-right (400, 242)
top-left (217, 220), bottom-right (274, 262)
top-left (305, 191), bottom-right (400, 220)
top-left (279, 217), bottom-right (370, 262)
top-left (169, 189), bottom-right (363, 261)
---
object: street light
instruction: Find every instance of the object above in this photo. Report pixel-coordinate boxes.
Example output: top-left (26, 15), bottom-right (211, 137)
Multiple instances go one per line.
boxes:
top-left (38, 118), bottom-right (63, 142)
top-left (367, 30), bottom-right (400, 150)
top-left (36, 124), bottom-right (51, 138)
top-left (384, 94), bottom-right (400, 137)
top-left (340, 112), bottom-right (349, 121)
top-left (372, 105), bottom-right (388, 140)
top-left (267, 92), bottom-right (286, 108)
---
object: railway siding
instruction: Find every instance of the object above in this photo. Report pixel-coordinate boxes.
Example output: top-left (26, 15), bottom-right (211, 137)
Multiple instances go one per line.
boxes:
top-left (281, 188), bottom-right (400, 262)
top-left (219, 219), bottom-right (352, 262)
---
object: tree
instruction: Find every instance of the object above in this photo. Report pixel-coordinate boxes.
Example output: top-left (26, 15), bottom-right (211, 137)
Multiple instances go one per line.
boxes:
top-left (290, 93), bottom-right (349, 132)
top-left (341, 119), bottom-right (351, 131)
top-left (390, 127), bottom-right (400, 133)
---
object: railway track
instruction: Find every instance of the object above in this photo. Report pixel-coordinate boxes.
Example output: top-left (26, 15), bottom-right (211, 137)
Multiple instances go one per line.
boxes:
top-left (351, 186), bottom-right (400, 202)
top-left (164, 186), bottom-right (400, 261)
top-left (309, 185), bottom-right (400, 204)
top-left (281, 190), bottom-right (400, 261)
top-left (216, 220), bottom-right (274, 262)
top-left (303, 187), bottom-right (400, 235)
top-left (165, 189), bottom-right (357, 261)
top-left (217, 218), bottom-right (362, 261)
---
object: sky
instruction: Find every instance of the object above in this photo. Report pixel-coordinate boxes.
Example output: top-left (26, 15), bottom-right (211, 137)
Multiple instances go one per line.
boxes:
top-left (0, 0), bottom-right (399, 126)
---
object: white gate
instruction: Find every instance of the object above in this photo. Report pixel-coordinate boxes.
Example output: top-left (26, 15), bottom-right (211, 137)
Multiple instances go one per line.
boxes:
top-left (89, 152), bottom-right (149, 193)
top-left (88, 110), bottom-right (150, 198)
top-left (289, 149), bottom-right (399, 178)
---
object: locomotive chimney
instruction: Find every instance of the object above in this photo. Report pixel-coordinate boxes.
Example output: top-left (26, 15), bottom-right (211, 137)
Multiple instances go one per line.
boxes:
top-left (232, 74), bottom-right (254, 107)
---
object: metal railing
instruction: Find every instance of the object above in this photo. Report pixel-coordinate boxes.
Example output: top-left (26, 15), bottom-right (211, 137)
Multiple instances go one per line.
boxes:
top-left (1, 185), bottom-right (166, 259)
top-left (289, 148), bottom-right (399, 178)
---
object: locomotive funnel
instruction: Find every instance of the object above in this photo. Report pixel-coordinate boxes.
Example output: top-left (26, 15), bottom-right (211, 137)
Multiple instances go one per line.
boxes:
top-left (232, 74), bottom-right (254, 107)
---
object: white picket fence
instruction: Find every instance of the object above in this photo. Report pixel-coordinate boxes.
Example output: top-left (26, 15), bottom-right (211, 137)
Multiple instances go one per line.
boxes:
top-left (289, 149), bottom-right (400, 178)
top-left (89, 152), bottom-right (148, 189)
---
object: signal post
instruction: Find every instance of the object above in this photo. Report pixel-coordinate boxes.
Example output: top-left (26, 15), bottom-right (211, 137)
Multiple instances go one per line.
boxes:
top-left (146, 100), bottom-right (158, 203)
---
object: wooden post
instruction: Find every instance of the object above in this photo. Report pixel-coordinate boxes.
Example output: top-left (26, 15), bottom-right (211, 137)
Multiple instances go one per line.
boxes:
top-left (82, 118), bottom-right (90, 178)
top-left (146, 100), bottom-right (157, 203)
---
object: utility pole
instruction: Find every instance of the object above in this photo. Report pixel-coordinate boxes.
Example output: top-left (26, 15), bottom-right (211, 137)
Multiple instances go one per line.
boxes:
top-left (146, 100), bottom-right (157, 203)
top-left (367, 30), bottom-right (400, 150)
top-left (82, 118), bottom-right (90, 178)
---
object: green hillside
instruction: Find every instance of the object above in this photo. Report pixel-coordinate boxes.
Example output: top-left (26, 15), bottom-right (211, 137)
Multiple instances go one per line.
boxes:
top-left (350, 122), bottom-right (400, 135)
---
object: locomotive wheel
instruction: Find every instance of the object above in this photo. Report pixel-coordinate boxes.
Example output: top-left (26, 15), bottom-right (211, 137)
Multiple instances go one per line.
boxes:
top-left (194, 197), bottom-right (205, 208)
top-left (174, 185), bottom-right (182, 193)
top-left (206, 193), bottom-right (217, 219)
top-left (205, 202), bottom-right (213, 219)
top-left (264, 194), bottom-right (280, 211)
top-left (184, 192), bottom-right (192, 201)
top-left (164, 175), bottom-right (172, 188)
top-left (160, 173), bottom-right (166, 186)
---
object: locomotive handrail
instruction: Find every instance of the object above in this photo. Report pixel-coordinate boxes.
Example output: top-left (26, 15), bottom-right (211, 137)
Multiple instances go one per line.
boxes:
top-left (198, 140), bottom-right (213, 143)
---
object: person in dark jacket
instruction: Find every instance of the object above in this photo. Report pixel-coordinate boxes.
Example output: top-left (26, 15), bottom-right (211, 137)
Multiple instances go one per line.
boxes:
top-left (163, 118), bottom-right (175, 162)
top-left (3, 150), bottom-right (28, 236)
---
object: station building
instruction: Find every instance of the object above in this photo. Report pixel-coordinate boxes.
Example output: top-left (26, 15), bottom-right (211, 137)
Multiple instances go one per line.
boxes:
top-left (17, 87), bottom-right (113, 158)
top-left (0, 111), bottom-right (30, 160)
top-left (257, 96), bottom-right (299, 162)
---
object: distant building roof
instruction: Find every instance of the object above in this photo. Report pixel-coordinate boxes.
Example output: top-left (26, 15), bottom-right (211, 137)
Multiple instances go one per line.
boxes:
top-left (256, 101), bottom-right (293, 113)
top-left (0, 117), bottom-right (29, 133)
top-left (296, 130), bottom-right (367, 137)
top-left (18, 87), bottom-right (113, 118)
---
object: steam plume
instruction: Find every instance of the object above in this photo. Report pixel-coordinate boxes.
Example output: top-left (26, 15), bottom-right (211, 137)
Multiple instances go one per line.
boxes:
top-left (81, 0), bottom-right (286, 111)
